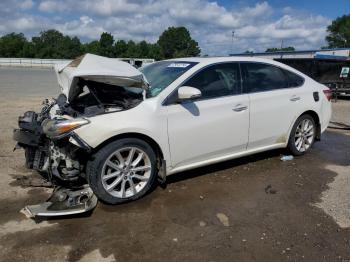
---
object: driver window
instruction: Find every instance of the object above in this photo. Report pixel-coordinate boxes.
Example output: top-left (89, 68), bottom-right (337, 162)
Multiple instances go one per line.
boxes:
top-left (184, 63), bottom-right (241, 99)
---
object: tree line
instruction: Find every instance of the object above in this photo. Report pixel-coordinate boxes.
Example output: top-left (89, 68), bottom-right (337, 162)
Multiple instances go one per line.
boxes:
top-left (0, 14), bottom-right (349, 58)
top-left (0, 26), bottom-right (200, 60)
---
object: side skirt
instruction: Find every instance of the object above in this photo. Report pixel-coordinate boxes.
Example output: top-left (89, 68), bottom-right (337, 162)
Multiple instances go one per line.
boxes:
top-left (166, 143), bottom-right (286, 175)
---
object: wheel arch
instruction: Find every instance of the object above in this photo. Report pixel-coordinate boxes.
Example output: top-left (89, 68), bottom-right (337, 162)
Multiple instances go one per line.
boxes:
top-left (298, 110), bottom-right (321, 140)
top-left (92, 132), bottom-right (165, 161)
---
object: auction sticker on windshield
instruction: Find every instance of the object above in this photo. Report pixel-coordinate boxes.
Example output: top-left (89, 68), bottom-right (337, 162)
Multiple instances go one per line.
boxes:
top-left (167, 63), bottom-right (191, 68)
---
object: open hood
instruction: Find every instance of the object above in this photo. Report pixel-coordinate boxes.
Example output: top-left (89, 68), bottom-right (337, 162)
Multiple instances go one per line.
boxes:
top-left (54, 54), bottom-right (149, 101)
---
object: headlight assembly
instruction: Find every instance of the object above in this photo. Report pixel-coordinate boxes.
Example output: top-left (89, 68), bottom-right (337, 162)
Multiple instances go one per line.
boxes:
top-left (42, 118), bottom-right (90, 138)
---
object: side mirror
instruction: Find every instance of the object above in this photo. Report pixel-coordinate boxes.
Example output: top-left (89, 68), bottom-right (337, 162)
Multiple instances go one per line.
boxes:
top-left (177, 86), bottom-right (202, 101)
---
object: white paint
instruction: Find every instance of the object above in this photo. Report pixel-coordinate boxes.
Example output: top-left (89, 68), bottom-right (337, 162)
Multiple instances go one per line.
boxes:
top-left (73, 56), bottom-right (332, 175)
top-left (54, 54), bottom-right (148, 100)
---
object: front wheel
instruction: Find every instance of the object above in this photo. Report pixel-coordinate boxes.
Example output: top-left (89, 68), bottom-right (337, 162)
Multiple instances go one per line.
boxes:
top-left (287, 114), bottom-right (316, 156)
top-left (87, 138), bottom-right (157, 204)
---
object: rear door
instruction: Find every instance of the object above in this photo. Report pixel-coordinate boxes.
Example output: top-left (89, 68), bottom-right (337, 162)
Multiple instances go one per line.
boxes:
top-left (166, 62), bottom-right (250, 169)
top-left (241, 62), bottom-right (305, 150)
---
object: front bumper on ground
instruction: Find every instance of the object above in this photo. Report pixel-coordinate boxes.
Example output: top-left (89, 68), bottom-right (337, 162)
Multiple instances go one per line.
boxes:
top-left (21, 186), bottom-right (98, 218)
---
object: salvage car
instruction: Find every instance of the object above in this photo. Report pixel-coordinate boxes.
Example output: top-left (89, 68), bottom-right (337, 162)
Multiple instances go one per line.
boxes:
top-left (13, 54), bottom-right (332, 215)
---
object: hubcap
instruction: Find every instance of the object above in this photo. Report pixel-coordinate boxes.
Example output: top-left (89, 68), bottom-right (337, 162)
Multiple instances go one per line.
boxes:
top-left (101, 147), bottom-right (152, 198)
top-left (294, 119), bottom-right (315, 152)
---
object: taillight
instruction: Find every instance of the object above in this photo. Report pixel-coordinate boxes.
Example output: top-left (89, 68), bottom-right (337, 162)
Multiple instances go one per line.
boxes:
top-left (323, 89), bottom-right (332, 101)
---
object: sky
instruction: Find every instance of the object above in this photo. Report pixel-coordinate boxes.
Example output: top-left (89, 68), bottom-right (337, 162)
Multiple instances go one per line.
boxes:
top-left (1, 0), bottom-right (349, 55)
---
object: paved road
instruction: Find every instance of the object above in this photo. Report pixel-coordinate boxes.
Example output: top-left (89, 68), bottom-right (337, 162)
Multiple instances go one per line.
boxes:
top-left (0, 67), bottom-right (57, 98)
top-left (0, 68), bottom-right (349, 262)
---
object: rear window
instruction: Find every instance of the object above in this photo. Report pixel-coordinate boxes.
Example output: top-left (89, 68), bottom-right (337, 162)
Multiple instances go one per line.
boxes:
top-left (283, 69), bottom-right (304, 87)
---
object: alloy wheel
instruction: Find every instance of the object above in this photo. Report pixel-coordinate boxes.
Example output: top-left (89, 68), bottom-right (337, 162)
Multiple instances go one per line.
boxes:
top-left (101, 147), bottom-right (152, 198)
top-left (294, 119), bottom-right (315, 152)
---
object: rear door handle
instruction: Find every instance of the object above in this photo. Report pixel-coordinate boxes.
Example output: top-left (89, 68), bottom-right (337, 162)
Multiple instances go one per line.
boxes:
top-left (290, 96), bottom-right (301, 102)
top-left (232, 104), bottom-right (248, 112)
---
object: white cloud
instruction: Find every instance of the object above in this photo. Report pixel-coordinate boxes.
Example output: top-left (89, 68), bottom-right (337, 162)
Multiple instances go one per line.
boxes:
top-left (0, 0), bottom-right (332, 55)
top-left (39, 0), bottom-right (68, 12)
top-left (57, 16), bottom-right (105, 39)
top-left (19, 0), bottom-right (34, 10)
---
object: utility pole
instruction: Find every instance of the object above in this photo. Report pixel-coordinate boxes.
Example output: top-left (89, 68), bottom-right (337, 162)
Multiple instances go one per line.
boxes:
top-left (280, 39), bottom-right (284, 50)
top-left (231, 31), bottom-right (235, 55)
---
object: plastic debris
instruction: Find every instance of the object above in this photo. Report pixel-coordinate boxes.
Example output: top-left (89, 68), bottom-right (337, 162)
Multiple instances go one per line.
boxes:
top-left (280, 155), bottom-right (294, 161)
top-left (21, 186), bottom-right (97, 218)
top-left (216, 213), bottom-right (230, 227)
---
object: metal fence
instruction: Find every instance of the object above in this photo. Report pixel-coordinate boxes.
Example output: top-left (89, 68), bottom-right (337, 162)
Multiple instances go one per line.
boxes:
top-left (0, 57), bottom-right (155, 68)
top-left (0, 58), bottom-right (70, 68)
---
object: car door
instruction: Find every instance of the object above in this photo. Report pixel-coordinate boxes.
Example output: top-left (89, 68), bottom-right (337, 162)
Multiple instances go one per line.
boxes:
top-left (165, 62), bottom-right (250, 169)
top-left (241, 62), bottom-right (305, 150)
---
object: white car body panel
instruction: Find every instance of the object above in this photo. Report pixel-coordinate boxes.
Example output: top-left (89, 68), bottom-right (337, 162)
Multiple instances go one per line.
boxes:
top-left (73, 56), bottom-right (332, 176)
top-left (54, 54), bottom-right (148, 101)
top-left (167, 94), bottom-right (249, 168)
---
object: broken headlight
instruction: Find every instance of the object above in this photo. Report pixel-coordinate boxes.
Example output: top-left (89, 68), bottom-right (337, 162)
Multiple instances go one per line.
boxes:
top-left (42, 118), bottom-right (90, 139)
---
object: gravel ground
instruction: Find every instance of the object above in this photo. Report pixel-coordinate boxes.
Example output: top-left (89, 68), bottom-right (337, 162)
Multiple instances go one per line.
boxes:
top-left (0, 68), bottom-right (349, 262)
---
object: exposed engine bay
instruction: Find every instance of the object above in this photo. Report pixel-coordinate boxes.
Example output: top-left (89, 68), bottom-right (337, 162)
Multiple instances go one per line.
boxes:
top-left (59, 79), bottom-right (143, 117)
top-left (13, 54), bottom-right (148, 217)
top-left (14, 79), bottom-right (143, 181)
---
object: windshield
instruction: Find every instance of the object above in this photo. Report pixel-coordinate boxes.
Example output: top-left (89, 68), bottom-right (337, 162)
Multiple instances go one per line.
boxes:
top-left (140, 61), bottom-right (198, 98)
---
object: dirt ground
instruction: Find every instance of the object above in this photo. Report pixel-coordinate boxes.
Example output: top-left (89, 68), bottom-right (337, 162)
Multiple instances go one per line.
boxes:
top-left (0, 68), bottom-right (349, 262)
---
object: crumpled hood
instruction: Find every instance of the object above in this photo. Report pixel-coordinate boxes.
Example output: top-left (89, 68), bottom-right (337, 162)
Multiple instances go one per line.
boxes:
top-left (54, 53), bottom-right (149, 101)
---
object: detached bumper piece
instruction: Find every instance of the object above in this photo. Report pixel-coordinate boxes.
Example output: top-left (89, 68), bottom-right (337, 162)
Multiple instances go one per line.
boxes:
top-left (21, 186), bottom-right (98, 218)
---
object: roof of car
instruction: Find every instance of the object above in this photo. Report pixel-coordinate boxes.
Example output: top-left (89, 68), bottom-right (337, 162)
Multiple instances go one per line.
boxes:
top-left (167, 56), bottom-right (310, 79)
top-left (169, 56), bottom-right (278, 64)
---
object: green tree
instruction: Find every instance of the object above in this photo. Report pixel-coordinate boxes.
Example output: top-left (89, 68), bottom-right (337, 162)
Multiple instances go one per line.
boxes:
top-left (125, 40), bottom-right (140, 58)
top-left (31, 29), bottom-right (83, 59)
top-left (148, 43), bottom-right (163, 60)
top-left (114, 40), bottom-right (128, 57)
top-left (83, 40), bottom-right (100, 54)
top-left (98, 32), bottom-right (115, 57)
top-left (265, 46), bottom-right (295, 52)
top-left (0, 27), bottom-right (201, 60)
top-left (32, 30), bottom-right (64, 58)
top-left (0, 33), bottom-right (28, 57)
top-left (326, 14), bottom-right (350, 48)
top-left (61, 36), bottom-right (82, 58)
top-left (157, 27), bottom-right (200, 59)
top-left (137, 40), bottom-right (149, 58)
top-left (22, 42), bottom-right (36, 58)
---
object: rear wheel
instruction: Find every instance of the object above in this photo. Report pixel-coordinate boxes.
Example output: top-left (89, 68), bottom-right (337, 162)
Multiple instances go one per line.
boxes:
top-left (87, 138), bottom-right (157, 204)
top-left (287, 114), bottom-right (316, 156)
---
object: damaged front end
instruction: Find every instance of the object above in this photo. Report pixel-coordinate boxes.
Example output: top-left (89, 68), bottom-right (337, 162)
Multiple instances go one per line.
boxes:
top-left (13, 54), bottom-right (149, 218)
top-left (13, 99), bottom-right (98, 217)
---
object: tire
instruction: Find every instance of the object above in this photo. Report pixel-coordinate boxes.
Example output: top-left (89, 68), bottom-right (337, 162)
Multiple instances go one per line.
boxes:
top-left (86, 138), bottom-right (157, 204)
top-left (287, 114), bottom-right (316, 156)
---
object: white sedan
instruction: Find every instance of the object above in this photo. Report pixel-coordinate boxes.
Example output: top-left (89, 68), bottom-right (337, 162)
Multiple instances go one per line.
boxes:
top-left (14, 54), bottom-right (332, 205)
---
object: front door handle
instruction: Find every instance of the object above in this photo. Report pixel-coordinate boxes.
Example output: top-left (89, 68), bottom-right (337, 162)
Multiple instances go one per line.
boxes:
top-left (290, 96), bottom-right (301, 102)
top-left (233, 104), bottom-right (248, 112)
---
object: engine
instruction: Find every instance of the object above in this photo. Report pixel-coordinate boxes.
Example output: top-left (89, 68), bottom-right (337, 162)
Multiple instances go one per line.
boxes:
top-left (13, 98), bottom-right (86, 184)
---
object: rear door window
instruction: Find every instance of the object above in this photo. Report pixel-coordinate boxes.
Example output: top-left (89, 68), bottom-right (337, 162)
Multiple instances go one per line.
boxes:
top-left (241, 62), bottom-right (288, 93)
